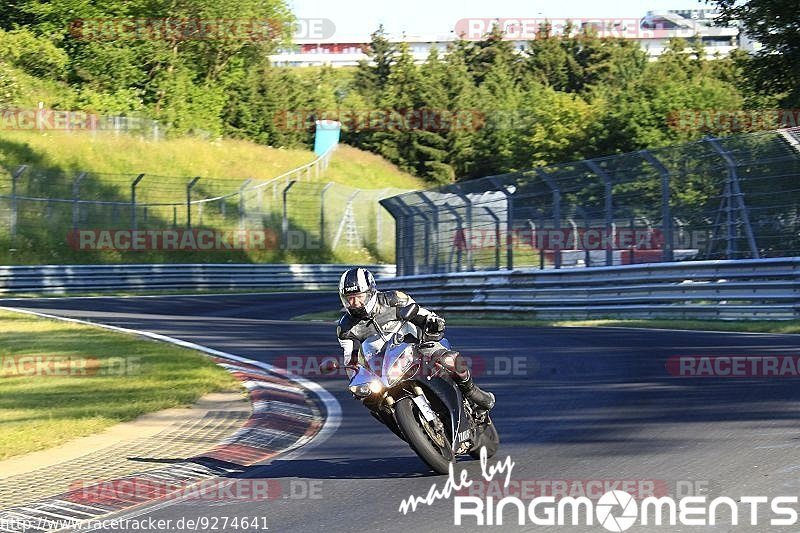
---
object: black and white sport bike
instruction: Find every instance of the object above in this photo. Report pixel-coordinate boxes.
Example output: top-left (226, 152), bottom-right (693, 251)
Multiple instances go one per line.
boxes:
top-left (325, 304), bottom-right (499, 474)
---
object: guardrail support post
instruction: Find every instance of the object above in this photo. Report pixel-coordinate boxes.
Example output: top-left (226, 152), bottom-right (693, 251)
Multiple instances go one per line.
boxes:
top-left (186, 177), bottom-right (200, 229)
top-left (131, 173), bottom-right (145, 231)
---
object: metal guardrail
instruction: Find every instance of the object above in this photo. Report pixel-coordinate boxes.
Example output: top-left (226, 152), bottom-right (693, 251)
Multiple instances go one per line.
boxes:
top-left (0, 264), bottom-right (396, 294)
top-left (387, 258), bottom-right (800, 320)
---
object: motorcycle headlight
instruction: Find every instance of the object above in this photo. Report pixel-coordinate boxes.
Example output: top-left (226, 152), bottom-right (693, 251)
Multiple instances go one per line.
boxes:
top-left (368, 379), bottom-right (384, 394)
top-left (350, 383), bottom-right (372, 398)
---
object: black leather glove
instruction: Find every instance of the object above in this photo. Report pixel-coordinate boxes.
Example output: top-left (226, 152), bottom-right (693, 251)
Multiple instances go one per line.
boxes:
top-left (425, 315), bottom-right (446, 334)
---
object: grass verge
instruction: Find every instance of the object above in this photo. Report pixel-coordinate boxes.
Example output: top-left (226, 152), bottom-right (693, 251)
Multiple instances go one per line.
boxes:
top-left (0, 309), bottom-right (240, 460)
top-left (290, 309), bottom-right (800, 334)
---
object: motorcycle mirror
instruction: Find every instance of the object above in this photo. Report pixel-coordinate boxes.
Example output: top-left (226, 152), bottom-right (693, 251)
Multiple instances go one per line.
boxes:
top-left (398, 303), bottom-right (419, 322)
top-left (320, 360), bottom-right (340, 374)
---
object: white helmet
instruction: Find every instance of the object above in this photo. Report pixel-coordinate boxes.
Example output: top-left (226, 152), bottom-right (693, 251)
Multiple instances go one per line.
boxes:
top-left (339, 267), bottom-right (378, 319)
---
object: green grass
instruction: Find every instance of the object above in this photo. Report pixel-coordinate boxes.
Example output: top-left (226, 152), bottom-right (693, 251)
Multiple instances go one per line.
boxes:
top-left (290, 309), bottom-right (800, 334)
top-left (323, 145), bottom-right (424, 190)
top-left (0, 309), bottom-right (240, 460)
top-left (0, 129), bottom-right (317, 183)
top-left (0, 130), bottom-right (423, 265)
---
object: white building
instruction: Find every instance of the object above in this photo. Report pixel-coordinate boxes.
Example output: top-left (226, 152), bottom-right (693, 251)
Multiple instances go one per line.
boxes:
top-left (270, 9), bottom-right (747, 67)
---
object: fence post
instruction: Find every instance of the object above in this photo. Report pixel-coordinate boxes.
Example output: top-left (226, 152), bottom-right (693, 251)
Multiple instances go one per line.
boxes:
top-left (584, 160), bottom-right (615, 267)
top-left (707, 137), bottom-right (760, 259)
top-left (332, 190), bottom-right (359, 250)
top-left (186, 177), bottom-right (200, 229)
top-left (319, 182), bottom-right (333, 247)
top-left (443, 203), bottom-right (464, 272)
top-left (72, 172), bottom-right (87, 232)
top-left (131, 173), bottom-right (145, 231)
top-left (453, 186), bottom-right (474, 271)
top-left (10, 165), bottom-right (27, 243)
top-left (489, 178), bottom-right (516, 271)
top-left (376, 189), bottom-right (390, 257)
top-left (535, 169), bottom-right (562, 269)
top-left (282, 180), bottom-right (297, 248)
top-left (238, 178), bottom-right (253, 230)
top-left (414, 192), bottom-right (441, 273)
top-left (640, 150), bottom-right (674, 262)
top-left (483, 207), bottom-right (501, 270)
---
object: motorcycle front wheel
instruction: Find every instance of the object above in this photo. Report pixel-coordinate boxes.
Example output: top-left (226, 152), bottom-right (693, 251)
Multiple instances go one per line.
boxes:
top-left (394, 397), bottom-right (455, 475)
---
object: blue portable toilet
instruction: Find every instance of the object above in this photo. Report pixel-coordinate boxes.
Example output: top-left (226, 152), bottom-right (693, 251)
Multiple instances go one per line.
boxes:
top-left (314, 120), bottom-right (341, 156)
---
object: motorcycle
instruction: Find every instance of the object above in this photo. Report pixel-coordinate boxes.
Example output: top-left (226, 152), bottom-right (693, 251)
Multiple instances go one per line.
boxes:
top-left (324, 303), bottom-right (499, 475)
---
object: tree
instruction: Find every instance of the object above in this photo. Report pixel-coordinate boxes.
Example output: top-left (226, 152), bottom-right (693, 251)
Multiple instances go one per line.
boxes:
top-left (521, 21), bottom-right (582, 92)
top-left (353, 24), bottom-right (395, 96)
top-left (8, 0), bottom-right (294, 130)
top-left (471, 52), bottom-right (523, 176)
top-left (711, 0), bottom-right (800, 107)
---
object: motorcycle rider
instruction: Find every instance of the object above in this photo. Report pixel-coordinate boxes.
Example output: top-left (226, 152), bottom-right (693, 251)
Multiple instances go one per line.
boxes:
top-left (336, 267), bottom-right (495, 411)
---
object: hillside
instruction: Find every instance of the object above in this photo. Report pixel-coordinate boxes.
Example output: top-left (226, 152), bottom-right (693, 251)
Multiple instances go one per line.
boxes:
top-left (0, 130), bottom-right (424, 265)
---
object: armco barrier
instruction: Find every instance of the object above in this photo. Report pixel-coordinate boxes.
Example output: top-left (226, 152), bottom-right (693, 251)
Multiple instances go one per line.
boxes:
top-left (0, 264), bottom-right (396, 294)
top-left (386, 258), bottom-right (800, 320)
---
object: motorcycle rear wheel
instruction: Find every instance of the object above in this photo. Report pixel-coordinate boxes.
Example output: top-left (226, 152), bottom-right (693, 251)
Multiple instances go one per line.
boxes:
top-left (395, 397), bottom-right (455, 475)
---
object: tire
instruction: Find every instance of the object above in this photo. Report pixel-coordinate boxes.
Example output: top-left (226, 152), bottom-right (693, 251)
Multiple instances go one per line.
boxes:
top-left (394, 397), bottom-right (454, 475)
top-left (469, 416), bottom-right (499, 459)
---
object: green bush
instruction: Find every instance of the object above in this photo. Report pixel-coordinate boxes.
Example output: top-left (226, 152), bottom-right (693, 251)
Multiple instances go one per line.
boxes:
top-left (0, 28), bottom-right (69, 79)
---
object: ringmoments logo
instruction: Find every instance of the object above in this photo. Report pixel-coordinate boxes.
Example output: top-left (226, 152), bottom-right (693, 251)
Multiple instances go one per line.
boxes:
top-left (453, 490), bottom-right (800, 528)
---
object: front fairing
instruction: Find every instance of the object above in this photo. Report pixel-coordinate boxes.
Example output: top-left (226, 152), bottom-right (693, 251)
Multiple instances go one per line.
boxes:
top-left (358, 322), bottom-right (418, 388)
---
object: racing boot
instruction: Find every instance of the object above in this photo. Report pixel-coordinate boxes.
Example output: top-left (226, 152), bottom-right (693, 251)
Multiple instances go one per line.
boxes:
top-left (434, 350), bottom-right (496, 411)
top-left (455, 370), bottom-right (496, 411)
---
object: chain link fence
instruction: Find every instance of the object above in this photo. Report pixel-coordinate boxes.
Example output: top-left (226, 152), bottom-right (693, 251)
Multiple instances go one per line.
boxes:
top-left (0, 149), bottom-right (407, 264)
top-left (381, 127), bottom-right (800, 276)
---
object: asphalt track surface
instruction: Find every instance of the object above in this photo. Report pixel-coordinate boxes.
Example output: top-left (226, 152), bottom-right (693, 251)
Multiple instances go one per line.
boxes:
top-left (4, 292), bottom-right (800, 533)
